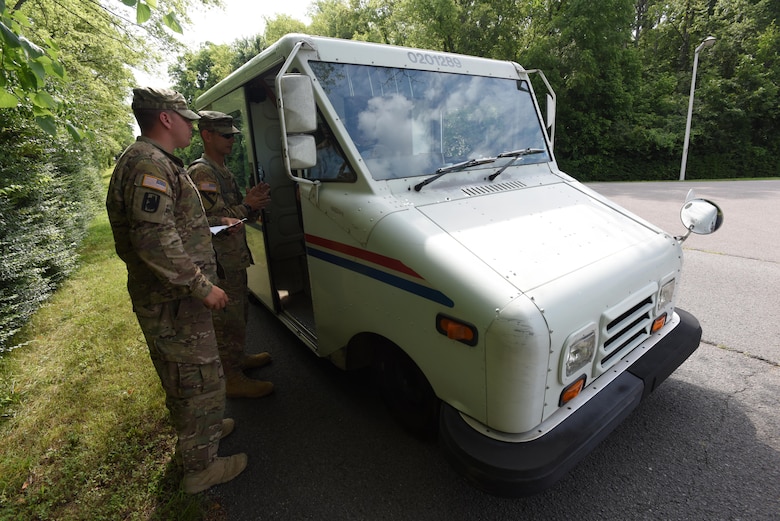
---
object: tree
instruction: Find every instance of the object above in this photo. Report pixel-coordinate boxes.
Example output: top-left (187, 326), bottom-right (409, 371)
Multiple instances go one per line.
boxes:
top-left (394, 0), bottom-right (524, 58)
top-left (232, 35), bottom-right (267, 69)
top-left (307, 0), bottom-right (398, 43)
top-left (264, 14), bottom-right (308, 44)
top-left (1, 0), bottom-right (68, 134)
top-left (632, 0), bottom-right (780, 179)
top-left (516, 0), bottom-right (642, 178)
top-left (0, 0), bottom-right (214, 135)
top-left (169, 41), bottom-right (234, 103)
top-left (690, 0), bottom-right (780, 176)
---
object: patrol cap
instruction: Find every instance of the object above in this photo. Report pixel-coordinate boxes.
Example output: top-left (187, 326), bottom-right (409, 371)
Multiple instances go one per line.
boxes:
top-left (132, 87), bottom-right (200, 121)
top-left (198, 110), bottom-right (240, 134)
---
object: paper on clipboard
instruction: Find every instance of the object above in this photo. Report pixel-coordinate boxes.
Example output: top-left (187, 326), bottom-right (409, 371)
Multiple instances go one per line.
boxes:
top-left (209, 218), bottom-right (247, 235)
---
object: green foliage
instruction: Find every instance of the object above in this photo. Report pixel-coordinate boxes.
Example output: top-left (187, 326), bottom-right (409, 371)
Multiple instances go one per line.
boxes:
top-left (0, 109), bottom-right (101, 352)
top-left (0, 1), bottom-right (66, 131)
top-left (232, 34), bottom-right (268, 69)
top-left (395, 0), bottom-right (526, 57)
top-left (0, 0), bottom-right (189, 136)
top-left (689, 1), bottom-right (780, 177)
top-left (168, 41), bottom-right (236, 104)
top-left (264, 14), bottom-right (309, 44)
top-left (306, 0), bottom-right (396, 43)
top-left (516, 0), bottom-right (643, 177)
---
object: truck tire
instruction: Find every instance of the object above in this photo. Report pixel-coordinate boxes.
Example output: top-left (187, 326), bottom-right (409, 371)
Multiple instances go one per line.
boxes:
top-left (375, 344), bottom-right (440, 441)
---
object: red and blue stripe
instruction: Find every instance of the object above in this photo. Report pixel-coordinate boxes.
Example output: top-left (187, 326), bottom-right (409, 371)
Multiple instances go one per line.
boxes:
top-left (305, 234), bottom-right (454, 308)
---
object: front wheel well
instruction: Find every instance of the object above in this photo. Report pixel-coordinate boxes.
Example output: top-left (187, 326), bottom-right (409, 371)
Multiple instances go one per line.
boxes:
top-left (348, 334), bottom-right (440, 441)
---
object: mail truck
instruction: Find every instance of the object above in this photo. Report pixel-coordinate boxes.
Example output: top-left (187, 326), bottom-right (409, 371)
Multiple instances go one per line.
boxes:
top-left (195, 34), bottom-right (722, 496)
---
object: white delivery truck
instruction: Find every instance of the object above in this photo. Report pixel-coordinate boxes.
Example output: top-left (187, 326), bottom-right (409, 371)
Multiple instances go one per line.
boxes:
top-left (195, 34), bottom-right (723, 496)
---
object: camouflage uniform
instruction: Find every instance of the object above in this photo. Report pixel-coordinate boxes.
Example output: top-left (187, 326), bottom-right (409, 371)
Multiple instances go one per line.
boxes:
top-left (106, 90), bottom-right (226, 475)
top-left (188, 152), bottom-right (254, 375)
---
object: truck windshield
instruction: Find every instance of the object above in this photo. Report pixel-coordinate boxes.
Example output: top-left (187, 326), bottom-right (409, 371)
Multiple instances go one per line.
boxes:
top-left (309, 61), bottom-right (551, 181)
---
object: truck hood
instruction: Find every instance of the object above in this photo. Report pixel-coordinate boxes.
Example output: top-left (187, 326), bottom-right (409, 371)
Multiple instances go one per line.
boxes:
top-left (415, 182), bottom-right (661, 292)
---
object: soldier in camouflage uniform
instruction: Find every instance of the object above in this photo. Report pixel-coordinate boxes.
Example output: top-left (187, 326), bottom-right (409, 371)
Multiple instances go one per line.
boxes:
top-left (188, 111), bottom-right (274, 398)
top-left (106, 88), bottom-right (247, 494)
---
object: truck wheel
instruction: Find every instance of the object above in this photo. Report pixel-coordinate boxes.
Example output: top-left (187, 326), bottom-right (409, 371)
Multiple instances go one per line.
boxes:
top-left (375, 345), bottom-right (440, 441)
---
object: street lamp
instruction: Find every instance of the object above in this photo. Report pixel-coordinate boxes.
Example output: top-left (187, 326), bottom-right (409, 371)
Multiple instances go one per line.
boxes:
top-left (679, 36), bottom-right (716, 181)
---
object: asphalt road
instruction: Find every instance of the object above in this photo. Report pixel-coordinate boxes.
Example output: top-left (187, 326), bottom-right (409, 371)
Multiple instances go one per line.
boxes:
top-left (215, 179), bottom-right (780, 521)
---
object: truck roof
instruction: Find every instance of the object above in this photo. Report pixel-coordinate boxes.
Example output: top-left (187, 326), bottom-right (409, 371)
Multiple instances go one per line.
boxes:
top-left (196, 33), bottom-right (526, 109)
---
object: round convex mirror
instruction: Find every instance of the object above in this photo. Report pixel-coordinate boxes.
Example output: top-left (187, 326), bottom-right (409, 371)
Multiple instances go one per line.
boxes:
top-left (680, 198), bottom-right (723, 235)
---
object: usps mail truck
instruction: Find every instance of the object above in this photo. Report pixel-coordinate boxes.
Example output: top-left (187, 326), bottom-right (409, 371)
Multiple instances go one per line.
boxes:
top-left (195, 34), bottom-right (723, 496)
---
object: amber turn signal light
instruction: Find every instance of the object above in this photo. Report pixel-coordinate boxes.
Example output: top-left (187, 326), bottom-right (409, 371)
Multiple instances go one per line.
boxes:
top-left (651, 313), bottom-right (667, 333)
top-left (435, 313), bottom-right (478, 346)
top-left (559, 375), bottom-right (586, 406)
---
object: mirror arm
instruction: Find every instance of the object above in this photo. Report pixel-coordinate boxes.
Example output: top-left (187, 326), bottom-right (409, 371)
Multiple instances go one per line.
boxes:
top-left (299, 178), bottom-right (321, 207)
top-left (675, 226), bottom-right (695, 243)
top-left (525, 68), bottom-right (556, 149)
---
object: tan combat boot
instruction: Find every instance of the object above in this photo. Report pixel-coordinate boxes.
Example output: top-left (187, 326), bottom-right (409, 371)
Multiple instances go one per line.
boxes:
top-left (220, 418), bottom-right (235, 440)
top-left (182, 453), bottom-right (248, 494)
top-left (225, 371), bottom-right (274, 398)
top-left (241, 352), bottom-right (272, 369)
top-left (175, 418), bottom-right (234, 466)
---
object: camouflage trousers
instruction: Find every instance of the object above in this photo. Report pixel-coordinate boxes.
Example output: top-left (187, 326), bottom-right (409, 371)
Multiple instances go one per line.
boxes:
top-left (134, 297), bottom-right (226, 473)
top-left (212, 268), bottom-right (248, 374)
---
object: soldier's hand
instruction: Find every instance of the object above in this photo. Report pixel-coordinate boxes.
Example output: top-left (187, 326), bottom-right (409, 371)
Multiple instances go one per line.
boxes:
top-left (202, 285), bottom-right (229, 310)
top-left (221, 217), bottom-right (244, 234)
top-left (244, 182), bottom-right (271, 211)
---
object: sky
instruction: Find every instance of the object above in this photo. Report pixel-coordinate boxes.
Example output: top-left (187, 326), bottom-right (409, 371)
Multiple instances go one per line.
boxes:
top-left (181, 0), bottom-right (313, 46)
top-left (135, 0), bottom-right (314, 87)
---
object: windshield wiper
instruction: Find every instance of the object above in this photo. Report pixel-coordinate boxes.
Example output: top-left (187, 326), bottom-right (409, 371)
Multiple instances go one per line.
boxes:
top-left (488, 148), bottom-right (547, 181)
top-left (414, 157), bottom-right (496, 192)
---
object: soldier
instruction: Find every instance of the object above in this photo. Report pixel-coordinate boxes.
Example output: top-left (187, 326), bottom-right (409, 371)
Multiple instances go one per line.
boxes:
top-left (188, 111), bottom-right (274, 398)
top-left (106, 88), bottom-right (246, 494)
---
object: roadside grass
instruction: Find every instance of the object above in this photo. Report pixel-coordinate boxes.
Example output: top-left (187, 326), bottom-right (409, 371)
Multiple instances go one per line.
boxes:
top-left (0, 176), bottom-right (222, 520)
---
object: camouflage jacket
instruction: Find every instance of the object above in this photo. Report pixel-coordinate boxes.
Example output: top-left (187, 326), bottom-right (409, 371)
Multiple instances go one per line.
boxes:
top-left (106, 137), bottom-right (216, 305)
top-left (188, 155), bottom-right (252, 271)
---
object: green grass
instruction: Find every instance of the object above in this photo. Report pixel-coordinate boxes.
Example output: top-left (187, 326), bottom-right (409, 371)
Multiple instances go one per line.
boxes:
top-left (0, 183), bottom-right (223, 520)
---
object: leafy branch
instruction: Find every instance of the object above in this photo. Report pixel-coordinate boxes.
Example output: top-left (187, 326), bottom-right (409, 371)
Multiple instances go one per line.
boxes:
top-left (0, 0), bottom-right (183, 135)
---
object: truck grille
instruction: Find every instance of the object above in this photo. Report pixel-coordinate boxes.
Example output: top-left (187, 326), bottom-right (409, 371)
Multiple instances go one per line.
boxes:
top-left (595, 289), bottom-right (656, 375)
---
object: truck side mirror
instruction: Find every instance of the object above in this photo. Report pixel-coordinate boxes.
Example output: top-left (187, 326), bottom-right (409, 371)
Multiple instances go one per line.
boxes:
top-left (677, 198), bottom-right (723, 242)
top-left (280, 74), bottom-right (317, 170)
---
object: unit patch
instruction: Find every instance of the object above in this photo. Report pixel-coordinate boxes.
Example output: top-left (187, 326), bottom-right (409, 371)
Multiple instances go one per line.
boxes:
top-left (142, 192), bottom-right (161, 213)
top-left (141, 174), bottom-right (169, 193)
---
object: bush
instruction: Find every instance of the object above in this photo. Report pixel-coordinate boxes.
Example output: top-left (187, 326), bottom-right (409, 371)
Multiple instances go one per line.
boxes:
top-left (0, 110), bottom-right (102, 353)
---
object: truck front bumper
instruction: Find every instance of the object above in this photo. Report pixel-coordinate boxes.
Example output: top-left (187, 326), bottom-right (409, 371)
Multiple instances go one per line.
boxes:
top-left (439, 308), bottom-right (702, 497)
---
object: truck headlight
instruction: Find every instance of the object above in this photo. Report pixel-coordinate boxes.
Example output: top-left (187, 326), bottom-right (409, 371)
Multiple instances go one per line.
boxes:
top-left (658, 279), bottom-right (676, 313)
top-left (563, 327), bottom-right (596, 379)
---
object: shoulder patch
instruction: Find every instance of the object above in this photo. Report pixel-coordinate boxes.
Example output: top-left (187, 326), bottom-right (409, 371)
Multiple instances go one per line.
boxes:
top-left (141, 192), bottom-right (161, 213)
top-left (198, 181), bottom-right (219, 193)
top-left (141, 174), bottom-right (169, 193)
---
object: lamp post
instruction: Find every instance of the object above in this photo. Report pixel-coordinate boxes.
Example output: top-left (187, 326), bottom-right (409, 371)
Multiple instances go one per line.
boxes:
top-left (679, 36), bottom-right (716, 181)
